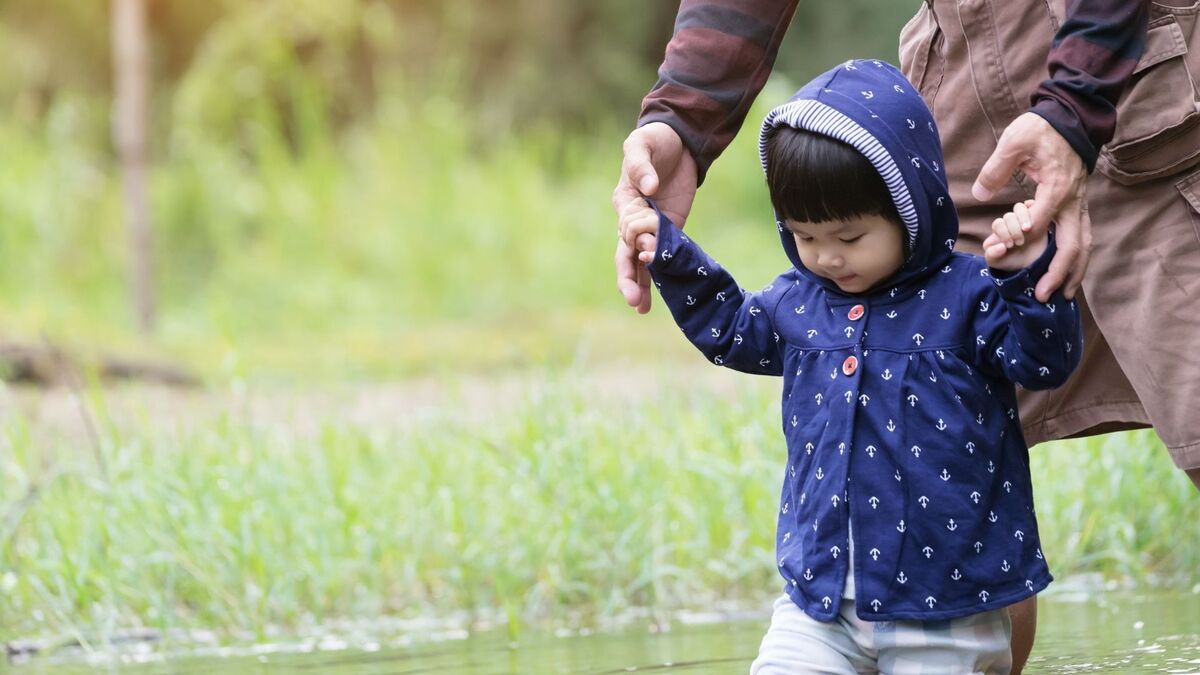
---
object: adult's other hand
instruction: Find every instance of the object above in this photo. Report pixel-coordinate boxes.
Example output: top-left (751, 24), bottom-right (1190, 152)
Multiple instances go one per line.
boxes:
top-left (611, 122), bottom-right (698, 313)
top-left (972, 112), bottom-right (1090, 302)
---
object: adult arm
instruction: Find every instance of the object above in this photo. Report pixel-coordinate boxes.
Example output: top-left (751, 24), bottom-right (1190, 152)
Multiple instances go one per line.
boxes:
top-left (1031, 0), bottom-right (1150, 172)
top-left (637, 0), bottom-right (1147, 199)
top-left (615, 1), bottom-right (798, 313)
top-left (638, 0), bottom-right (800, 185)
top-left (973, 0), bottom-right (1149, 301)
top-left (613, 123), bottom-right (697, 313)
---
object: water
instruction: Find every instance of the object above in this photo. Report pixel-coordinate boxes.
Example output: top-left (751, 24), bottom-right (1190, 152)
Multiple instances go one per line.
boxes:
top-left (11, 588), bottom-right (1200, 674)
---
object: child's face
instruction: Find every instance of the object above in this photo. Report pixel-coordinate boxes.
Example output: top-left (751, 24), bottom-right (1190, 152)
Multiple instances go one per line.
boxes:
top-left (785, 214), bottom-right (906, 293)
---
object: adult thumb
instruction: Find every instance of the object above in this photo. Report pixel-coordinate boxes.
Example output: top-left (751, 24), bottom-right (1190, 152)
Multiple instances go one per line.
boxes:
top-left (972, 140), bottom-right (1022, 202)
top-left (623, 131), bottom-right (660, 196)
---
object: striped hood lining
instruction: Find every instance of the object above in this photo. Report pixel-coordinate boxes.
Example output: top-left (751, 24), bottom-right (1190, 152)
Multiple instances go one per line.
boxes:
top-left (754, 59), bottom-right (958, 296)
top-left (759, 99), bottom-right (919, 250)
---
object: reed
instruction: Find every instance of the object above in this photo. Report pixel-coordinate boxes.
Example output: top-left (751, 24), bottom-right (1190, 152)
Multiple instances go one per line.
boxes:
top-left (2, 373), bottom-right (1195, 644)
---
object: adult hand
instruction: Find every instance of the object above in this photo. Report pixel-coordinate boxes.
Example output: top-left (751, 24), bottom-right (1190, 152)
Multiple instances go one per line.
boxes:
top-left (971, 112), bottom-right (1090, 302)
top-left (611, 122), bottom-right (698, 313)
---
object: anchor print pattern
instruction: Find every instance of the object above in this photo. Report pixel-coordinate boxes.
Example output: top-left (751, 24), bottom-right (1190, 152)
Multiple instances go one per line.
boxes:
top-left (642, 60), bottom-right (1081, 623)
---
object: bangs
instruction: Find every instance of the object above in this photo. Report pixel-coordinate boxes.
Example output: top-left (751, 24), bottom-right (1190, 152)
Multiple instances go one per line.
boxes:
top-left (765, 127), bottom-right (900, 226)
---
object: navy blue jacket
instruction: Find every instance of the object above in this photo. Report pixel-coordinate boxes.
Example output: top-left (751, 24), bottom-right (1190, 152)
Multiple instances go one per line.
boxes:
top-left (646, 60), bottom-right (1082, 622)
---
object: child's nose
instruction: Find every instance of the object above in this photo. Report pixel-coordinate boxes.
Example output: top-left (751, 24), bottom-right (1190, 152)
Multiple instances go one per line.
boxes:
top-left (818, 250), bottom-right (843, 268)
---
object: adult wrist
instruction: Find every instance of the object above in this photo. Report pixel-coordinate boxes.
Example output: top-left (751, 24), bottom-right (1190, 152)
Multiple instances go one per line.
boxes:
top-left (1028, 99), bottom-right (1097, 173)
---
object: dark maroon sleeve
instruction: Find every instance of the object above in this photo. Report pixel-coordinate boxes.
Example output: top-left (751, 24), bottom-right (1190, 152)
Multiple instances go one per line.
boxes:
top-left (1029, 0), bottom-right (1149, 171)
top-left (637, 0), bottom-right (800, 184)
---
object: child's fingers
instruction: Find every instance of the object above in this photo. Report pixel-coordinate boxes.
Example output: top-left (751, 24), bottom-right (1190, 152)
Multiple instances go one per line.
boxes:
top-left (1003, 211), bottom-right (1026, 246)
top-left (619, 197), bottom-right (648, 219)
top-left (991, 217), bottom-right (1014, 249)
top-left (637, 240), bottom-right (658, 263)
top-left (621, 212), bottom-right (659, 249)
top-left (635, 231), bottom-right (656, 253)
top-left (984, 239), bottom-right (1008, 266)
top-left (1013, 201), bottom-right (1033, 235)
top-left (982, 231), bottom-right (1004, 254)
top-left (618, 198), bottom-right (651, 237)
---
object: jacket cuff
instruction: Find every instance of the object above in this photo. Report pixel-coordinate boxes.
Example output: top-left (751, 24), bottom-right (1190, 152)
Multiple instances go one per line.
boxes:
top-left (645, 201), bottom-right (693, 274)
top-left (1029, 98), bottom-right (1098, 173)
top-left (989, 232), bottom-right (1058, 294)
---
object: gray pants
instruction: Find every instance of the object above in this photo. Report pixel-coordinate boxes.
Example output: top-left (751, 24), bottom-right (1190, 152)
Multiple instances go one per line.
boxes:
top-left (750, 595), bottom-right (1012, 674)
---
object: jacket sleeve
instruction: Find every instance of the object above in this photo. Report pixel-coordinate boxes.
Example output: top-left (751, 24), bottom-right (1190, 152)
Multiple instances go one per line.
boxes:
top-left (1029, 0), bottom-right (1149, 171)
top-left (964, 237), bottom-right (1083, 390)
top-left (637, 0), bottom-right (800, 184)
top-left (646, 208), bottom-right (784, 376)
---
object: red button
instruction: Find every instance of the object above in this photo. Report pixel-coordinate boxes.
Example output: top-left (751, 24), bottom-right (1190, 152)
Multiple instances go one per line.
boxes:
top-left (842, 355), bottom-right (859, 376)
top-left (848, 304), bottom-right (865, 321)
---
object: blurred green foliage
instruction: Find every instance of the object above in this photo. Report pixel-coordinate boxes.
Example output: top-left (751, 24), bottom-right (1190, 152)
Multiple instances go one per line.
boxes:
top-left (0, 0), bottom-right (918, 379)
top-left (0, 0), bottom-right (688, 135)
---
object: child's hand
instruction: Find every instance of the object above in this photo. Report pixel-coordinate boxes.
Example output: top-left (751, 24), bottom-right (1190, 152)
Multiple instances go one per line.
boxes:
top-left (983, 200), bottom-right (1047, 271)
top-left (619, 198), bottom-right (660, 264)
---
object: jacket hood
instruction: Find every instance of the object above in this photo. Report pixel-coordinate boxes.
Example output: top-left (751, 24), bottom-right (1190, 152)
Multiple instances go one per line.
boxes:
top-left (759, 59), bottom-right (957, 295)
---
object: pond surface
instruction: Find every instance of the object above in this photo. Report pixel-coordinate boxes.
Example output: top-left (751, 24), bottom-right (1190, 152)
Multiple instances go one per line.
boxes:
top-left (13, 586), bottom-right (1200, 674)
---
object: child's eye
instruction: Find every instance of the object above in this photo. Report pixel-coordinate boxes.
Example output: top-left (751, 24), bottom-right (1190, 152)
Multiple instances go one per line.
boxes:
top-left (795, 235), bottom-right (814, 242)
top-left (839, 235), bottom-right (864, 243)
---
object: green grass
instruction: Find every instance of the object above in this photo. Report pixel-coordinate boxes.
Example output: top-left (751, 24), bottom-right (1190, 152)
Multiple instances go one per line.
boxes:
top-left (2, 373), bottom-right (1196, 646)
top-left (1, 63), bottom-right (1195, 654)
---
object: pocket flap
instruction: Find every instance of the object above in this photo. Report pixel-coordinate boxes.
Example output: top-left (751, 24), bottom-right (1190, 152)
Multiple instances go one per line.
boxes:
top-left (1135, 18), bottom-right (1188, 74)
top-left (1178, 168), bottom-right (1200, 216)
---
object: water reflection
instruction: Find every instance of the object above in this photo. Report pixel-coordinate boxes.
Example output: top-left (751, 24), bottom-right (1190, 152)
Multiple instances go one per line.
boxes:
top-left (12, 588), bottom-right (1200, 674)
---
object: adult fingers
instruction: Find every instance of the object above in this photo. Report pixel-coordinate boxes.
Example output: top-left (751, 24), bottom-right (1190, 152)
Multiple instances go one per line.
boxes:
top-left (1062, 203), bottom-right (1092, 298)
top-left (1035, 206), bottom-right (1080, 302)
top-left (615, 238), bottom-right (645, 309)
top-left (635, 258), bottom-right (653, 314)
top-left (1027, 174), bottom-right (1071, 237)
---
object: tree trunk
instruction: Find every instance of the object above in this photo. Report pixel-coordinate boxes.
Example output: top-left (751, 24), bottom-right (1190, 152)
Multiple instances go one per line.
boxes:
top-left (112, 0), bottom-right (155, 333)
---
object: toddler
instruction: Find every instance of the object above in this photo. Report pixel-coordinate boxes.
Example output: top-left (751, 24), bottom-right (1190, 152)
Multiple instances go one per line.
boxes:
top-left (619, 60), bottom-right (1082, 673)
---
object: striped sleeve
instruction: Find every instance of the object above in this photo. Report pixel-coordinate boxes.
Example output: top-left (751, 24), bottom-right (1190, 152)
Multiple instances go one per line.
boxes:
top-left (637, 0), bottom-right (800, 184)
top-left (638, 0), bottom-right (1147, 182)
top-left (1029, 0), bottom-right (1149, 171)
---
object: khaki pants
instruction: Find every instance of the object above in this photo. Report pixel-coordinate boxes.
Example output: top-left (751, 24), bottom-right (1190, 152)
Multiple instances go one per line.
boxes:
top-left (899, 0), bottom-right (1200, 469)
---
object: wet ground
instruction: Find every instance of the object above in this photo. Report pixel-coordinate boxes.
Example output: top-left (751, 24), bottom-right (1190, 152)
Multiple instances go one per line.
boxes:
top-left (11, 585), bottom-right (1200, 674)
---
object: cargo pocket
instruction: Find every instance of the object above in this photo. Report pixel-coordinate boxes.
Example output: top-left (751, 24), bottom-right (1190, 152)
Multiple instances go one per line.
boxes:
top-left (1178, 166), bottom-right (1200, 245)
top-left (1097, 11), bottom-right (1200, 185)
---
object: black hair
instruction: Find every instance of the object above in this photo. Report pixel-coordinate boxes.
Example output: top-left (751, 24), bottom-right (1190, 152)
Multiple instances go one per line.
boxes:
top-left (765, 127), bottom-right (902, 228)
